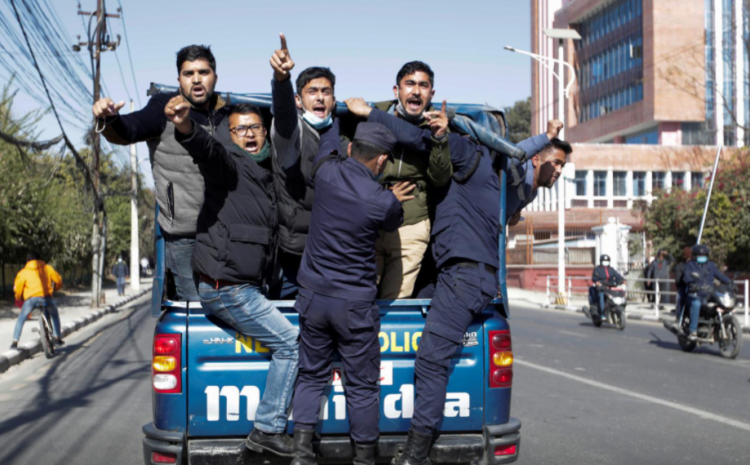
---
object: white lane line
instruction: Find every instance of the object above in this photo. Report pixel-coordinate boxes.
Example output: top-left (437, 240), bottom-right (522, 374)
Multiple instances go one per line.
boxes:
top-left (515, 358), bottom-right (750, 433)
top-left (557, 330), bottom-right (584, 338)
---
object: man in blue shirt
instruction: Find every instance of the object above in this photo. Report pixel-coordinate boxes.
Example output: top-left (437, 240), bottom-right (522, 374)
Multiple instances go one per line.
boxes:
top-left (505, 120), bottom-right (569, 226)
top-left (682, 244), bottom-right (732, 340)
top-left (344, 97), bottom-right (551, 465)
top-left (291, 120), bottom-right (413, 465)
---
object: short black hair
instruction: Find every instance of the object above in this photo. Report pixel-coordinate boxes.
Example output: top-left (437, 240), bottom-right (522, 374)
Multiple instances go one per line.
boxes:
top-left (396, 61), bottom-right (434, 87)
top-left (26, 251), bottom-right (39, 262)
top-left (229, 103), bottom-right (263, 119)
top-left (296, 67), bottom-right (336, 94)
top-left (176, 45), bottom-right (216, 74)
top-left (540, 138), bottom-right (573, 158)
top-left (351, 139), bottom-right (389, 162)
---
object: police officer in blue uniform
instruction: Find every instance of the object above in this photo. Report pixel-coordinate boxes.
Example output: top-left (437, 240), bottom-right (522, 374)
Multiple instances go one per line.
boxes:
top-left (343, 97), bottom-right (552, 465)
top-left (682, 244), bottom-right (732, 340)
top-left (290, 119), bottom-right (414, 465)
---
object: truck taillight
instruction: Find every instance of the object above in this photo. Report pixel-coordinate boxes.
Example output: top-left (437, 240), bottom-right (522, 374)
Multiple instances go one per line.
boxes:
top-left (153, 334), bottom-right (181, 394)
top-left (489, 330), bottom-right (513, 388)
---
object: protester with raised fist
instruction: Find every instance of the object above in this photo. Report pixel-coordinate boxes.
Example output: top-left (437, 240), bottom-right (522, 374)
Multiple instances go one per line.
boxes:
top-left (93, 45), bottom-right (229, 301)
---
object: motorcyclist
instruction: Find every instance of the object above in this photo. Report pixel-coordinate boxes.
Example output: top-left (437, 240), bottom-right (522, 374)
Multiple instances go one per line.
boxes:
top-left (682, 244), bottom-right (732, 340)
top-left (591, 254), bottom-right (624, 319)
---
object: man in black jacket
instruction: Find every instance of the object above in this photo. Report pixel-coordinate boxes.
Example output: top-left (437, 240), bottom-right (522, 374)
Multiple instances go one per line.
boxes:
top-left (673, 246), bottom-right (692, 321)
top-left (93, 45), bottom-right (228, 301)
top-left (591, 254), bottom-right (625, 319)
top-left (166, 96), bottom-right (298, 458)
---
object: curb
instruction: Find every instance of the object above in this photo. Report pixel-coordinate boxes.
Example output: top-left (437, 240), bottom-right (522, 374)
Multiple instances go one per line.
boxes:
top-left (542, 303), bottom-right (750, 334)
top-left (0, 287), bottom-right (152, 374)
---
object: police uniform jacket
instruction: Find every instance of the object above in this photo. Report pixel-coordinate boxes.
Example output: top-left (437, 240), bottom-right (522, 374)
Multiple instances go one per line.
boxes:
top-left (503, 134), bottom-right (554, 221)
top-left (298, 119), bottom-right (403, 301)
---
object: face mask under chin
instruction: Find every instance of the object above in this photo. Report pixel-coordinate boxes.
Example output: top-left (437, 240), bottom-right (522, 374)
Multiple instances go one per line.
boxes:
top-left (302, 109), bottom-right (333, 130)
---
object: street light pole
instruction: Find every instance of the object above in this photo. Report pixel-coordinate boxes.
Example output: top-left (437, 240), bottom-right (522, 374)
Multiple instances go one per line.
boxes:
top-left (129, 100), bottom-right (140, 292)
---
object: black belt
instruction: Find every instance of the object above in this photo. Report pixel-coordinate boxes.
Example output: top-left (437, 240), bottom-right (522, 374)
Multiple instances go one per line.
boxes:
top-left (444, 258), bottom-right (498, 275)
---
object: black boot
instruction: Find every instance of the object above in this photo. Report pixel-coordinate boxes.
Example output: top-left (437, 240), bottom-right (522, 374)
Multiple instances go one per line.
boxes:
top-left (290, 427), bottom-right (316, 465)
top-left (353, 442), bottom-right (377, 465)
top-left (392, 429), bottom-right (432, 465)
top-left (245, 428), bottom-right (294, 457)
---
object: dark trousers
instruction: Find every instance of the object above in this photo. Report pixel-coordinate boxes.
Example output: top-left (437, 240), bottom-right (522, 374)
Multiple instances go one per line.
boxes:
top-left (270, 250), bottom-right (301, 300)
top-left (411, 263), bottom-right (495, 434)
top-left (292, 290), bottom-right (381, 443)
top-left (163, 231), bottom-right (199, 301)
top-left (116, 276), bottom-right (126, 295)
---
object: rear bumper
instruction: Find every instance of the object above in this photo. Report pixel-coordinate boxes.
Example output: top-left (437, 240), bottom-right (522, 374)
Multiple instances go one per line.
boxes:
top-left (153, 417), bottom-right (521, 465)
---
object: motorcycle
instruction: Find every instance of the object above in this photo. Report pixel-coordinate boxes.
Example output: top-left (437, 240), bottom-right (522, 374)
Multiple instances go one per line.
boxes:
top-left (664, 283), bottom-right (742, 359)
top-left (584, 280), bottom-right (627, 331)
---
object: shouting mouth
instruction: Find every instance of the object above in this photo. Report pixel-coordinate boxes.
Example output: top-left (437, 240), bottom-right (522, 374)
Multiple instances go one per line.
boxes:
top-left (244, 140), bottom-right (259, 153)
top-left (192, 85), bottom-right (206, 99)
top-left (312, 104), bottom-right (326, 118)
top-left (406, 97), bottom-right (423, 113)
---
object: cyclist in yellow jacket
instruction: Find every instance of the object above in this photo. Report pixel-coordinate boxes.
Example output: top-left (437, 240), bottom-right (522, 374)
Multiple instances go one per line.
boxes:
top-left (11, 252), bottom-right (64, 350)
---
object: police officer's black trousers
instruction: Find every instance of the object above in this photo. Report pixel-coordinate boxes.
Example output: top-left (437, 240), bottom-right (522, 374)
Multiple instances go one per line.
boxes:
top-left (292, 289), bottom-right (381, 443)
top-left (411, 263), bottom-right (495, 434)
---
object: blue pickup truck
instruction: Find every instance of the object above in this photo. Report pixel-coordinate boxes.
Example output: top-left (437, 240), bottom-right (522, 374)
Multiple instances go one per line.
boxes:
top-left (141, 89), bottom-right (521, 465)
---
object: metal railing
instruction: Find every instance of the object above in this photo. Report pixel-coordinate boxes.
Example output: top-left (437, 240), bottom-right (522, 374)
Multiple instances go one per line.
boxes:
top-left (545, 275), bottom-right (750, 326)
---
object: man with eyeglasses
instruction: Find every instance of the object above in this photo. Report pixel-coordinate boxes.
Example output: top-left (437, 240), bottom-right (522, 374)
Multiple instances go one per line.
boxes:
top-left (269, 33), bottom-right (346, 299)
top-left (166, 96), bottom-right (298, 457)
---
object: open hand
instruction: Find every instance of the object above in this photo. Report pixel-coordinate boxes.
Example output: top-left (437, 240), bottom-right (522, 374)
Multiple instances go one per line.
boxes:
top-left (92, 97), bottom-right (125, 118)
top-left (270, 33), bottom-right (295, 81)
top-left (546, 120), bottom-right (563, 140)
top-left (424, 100), bottom-right (449, 138)
top-left (164, 95), bottom-right (192, 134)
top-left (345, 98), bottom-right (372, 118)
top-left (391, 181), bottom-right (416, 203)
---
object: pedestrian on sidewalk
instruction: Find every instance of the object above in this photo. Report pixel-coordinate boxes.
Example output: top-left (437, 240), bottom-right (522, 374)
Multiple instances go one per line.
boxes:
top-left (112, 256), bottom-right (129, 296)
top-left (11, 252), bottom-right (64, 350)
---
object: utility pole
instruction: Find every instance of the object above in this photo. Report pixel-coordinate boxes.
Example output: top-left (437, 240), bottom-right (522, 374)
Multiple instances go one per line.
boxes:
top-left (129, 99), bottom-right (140, 292)
top-left (73, 0), bottom-right (120, 307)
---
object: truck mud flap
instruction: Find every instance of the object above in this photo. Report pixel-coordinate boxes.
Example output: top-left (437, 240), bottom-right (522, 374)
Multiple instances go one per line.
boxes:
top-left (187, 433), bottom-right (486, 465)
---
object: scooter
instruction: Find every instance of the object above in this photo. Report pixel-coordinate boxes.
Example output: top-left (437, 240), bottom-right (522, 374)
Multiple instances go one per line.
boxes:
top-left (584, 280), bottom-right (627, 331)
top-left (664, 283), bottom-right (742, 359)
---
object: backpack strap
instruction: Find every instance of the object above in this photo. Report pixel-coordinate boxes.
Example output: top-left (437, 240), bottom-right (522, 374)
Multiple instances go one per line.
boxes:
top-left (452, 147), bottom-right (483, 183)
top-left (508, 159), bottom-right (526, 202)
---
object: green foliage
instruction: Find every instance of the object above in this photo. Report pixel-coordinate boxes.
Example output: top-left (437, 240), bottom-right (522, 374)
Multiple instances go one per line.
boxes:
top-left (0, 84), bottom-right (154, 282)
top-left (641, 151), bottom-right (750, 270)
top-left (504, 97), bottom-right (531, 143)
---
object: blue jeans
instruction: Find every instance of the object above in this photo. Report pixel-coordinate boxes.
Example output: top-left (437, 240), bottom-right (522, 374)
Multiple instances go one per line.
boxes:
top-left (688, 294), bottom-right (703, 334)
top-left (164, 232), bottom-right (199, 301)
top-left (198, 281), bottom-right (299, 434)
top-left (597, 290), bottom-right (606, 317)
top-left (116, 276), bottom-right (126, 295)
top-left (13, 297), bottom-right (60, 342)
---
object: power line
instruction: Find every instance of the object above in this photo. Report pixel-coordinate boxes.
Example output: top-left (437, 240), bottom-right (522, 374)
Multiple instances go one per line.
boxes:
top-left (116, 0), bottom-right (141, 107)
top-left (106, 16), bottom-right (132, 102)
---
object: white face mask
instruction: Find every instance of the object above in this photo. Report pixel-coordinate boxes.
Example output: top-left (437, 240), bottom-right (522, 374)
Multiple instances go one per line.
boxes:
top-left (302, 110), bottom-right (333, 130)
top-left (602, 261), bottom-right (610, 267)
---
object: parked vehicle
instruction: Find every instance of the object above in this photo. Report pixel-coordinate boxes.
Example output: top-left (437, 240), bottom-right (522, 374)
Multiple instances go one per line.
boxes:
top-left (664, 284), bottom-right (742, 359)
top-left (584, 280), bottom-right (627, 331)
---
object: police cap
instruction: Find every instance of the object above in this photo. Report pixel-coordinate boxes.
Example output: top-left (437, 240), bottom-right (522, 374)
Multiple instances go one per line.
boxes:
top-left (354, 122), bottom-right (397, 154)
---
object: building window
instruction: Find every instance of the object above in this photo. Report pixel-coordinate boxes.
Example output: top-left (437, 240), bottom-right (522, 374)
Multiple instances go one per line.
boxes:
top-left (626, 129), bottom-right (659, 144)
top-left (574, 170), bottom-right (588, 196)
top-left (613, 171), bottom-right (627, 196)
top-left (633, 171), bottom-right (646, 196)
top-left (673, 172), bottom-right (685, 190)
top-left (692, 172), bottom-right (705, 188)
top-left (594, 171), bottom-right (607, 197)
top-left (653, 172), bottom-right (666, 191)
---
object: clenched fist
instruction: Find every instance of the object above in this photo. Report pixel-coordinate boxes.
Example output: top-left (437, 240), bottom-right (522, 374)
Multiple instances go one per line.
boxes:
top-left (92, 97), bottom-right (125, 119)
top-left (546, 120), bottom-right (563, 140)
top-left (270, 33), bottom-right (295, 82)
top-left (164, 95), bottom-right (192, 134)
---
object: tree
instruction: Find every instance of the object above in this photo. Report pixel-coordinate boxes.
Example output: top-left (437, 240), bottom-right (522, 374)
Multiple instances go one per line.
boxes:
top-left (504, 97), bottom-right (531, 143)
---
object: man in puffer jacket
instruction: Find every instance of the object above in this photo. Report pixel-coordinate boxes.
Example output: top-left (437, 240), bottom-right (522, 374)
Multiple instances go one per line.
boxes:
top-left (11, 252), bottom-right (64, 350)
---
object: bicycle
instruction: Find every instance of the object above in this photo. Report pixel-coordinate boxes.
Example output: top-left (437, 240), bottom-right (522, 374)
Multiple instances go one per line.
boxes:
top-left (34, 300), bottom-right (57, 359)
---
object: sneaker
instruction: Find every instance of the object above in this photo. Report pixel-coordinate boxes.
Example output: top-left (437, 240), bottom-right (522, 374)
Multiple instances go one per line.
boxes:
top-left (10, 341), bottom-right (18, 350)
top-left (53, 338), bottom-right (65, 347)
top-left (688, 332), bottom-right (697, 341)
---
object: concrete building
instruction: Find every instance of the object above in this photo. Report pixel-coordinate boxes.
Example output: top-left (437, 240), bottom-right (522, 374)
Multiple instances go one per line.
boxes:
top-left (526, 0), bottom-right (743, 216)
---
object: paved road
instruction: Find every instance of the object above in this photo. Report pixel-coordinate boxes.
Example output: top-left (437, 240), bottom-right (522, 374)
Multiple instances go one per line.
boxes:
top-left (511, 302), bottom-right (750, 464)
top-left (1, 297), bottom-right (749, 464)
top-left (0, 297), bottom-right (153, 465)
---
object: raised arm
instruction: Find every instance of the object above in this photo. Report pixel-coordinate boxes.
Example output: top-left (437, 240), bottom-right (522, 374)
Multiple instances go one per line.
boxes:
top-left (94, 94), bottom-right (169, 145)
top-left (270, 33), bottom-right (302, 169)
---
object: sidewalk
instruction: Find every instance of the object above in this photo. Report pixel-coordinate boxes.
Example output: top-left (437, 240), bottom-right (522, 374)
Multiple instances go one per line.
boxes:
top-left (0, 277), bottom-right (152, 348)
top-left (508, 287), bottom-right (750, 334)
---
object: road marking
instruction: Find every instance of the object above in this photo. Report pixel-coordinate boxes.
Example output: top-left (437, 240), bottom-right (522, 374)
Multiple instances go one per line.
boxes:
top-left (515, 358), bottom-right (750, 433)
top-left (557, 330), bottom-right (583, 338)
